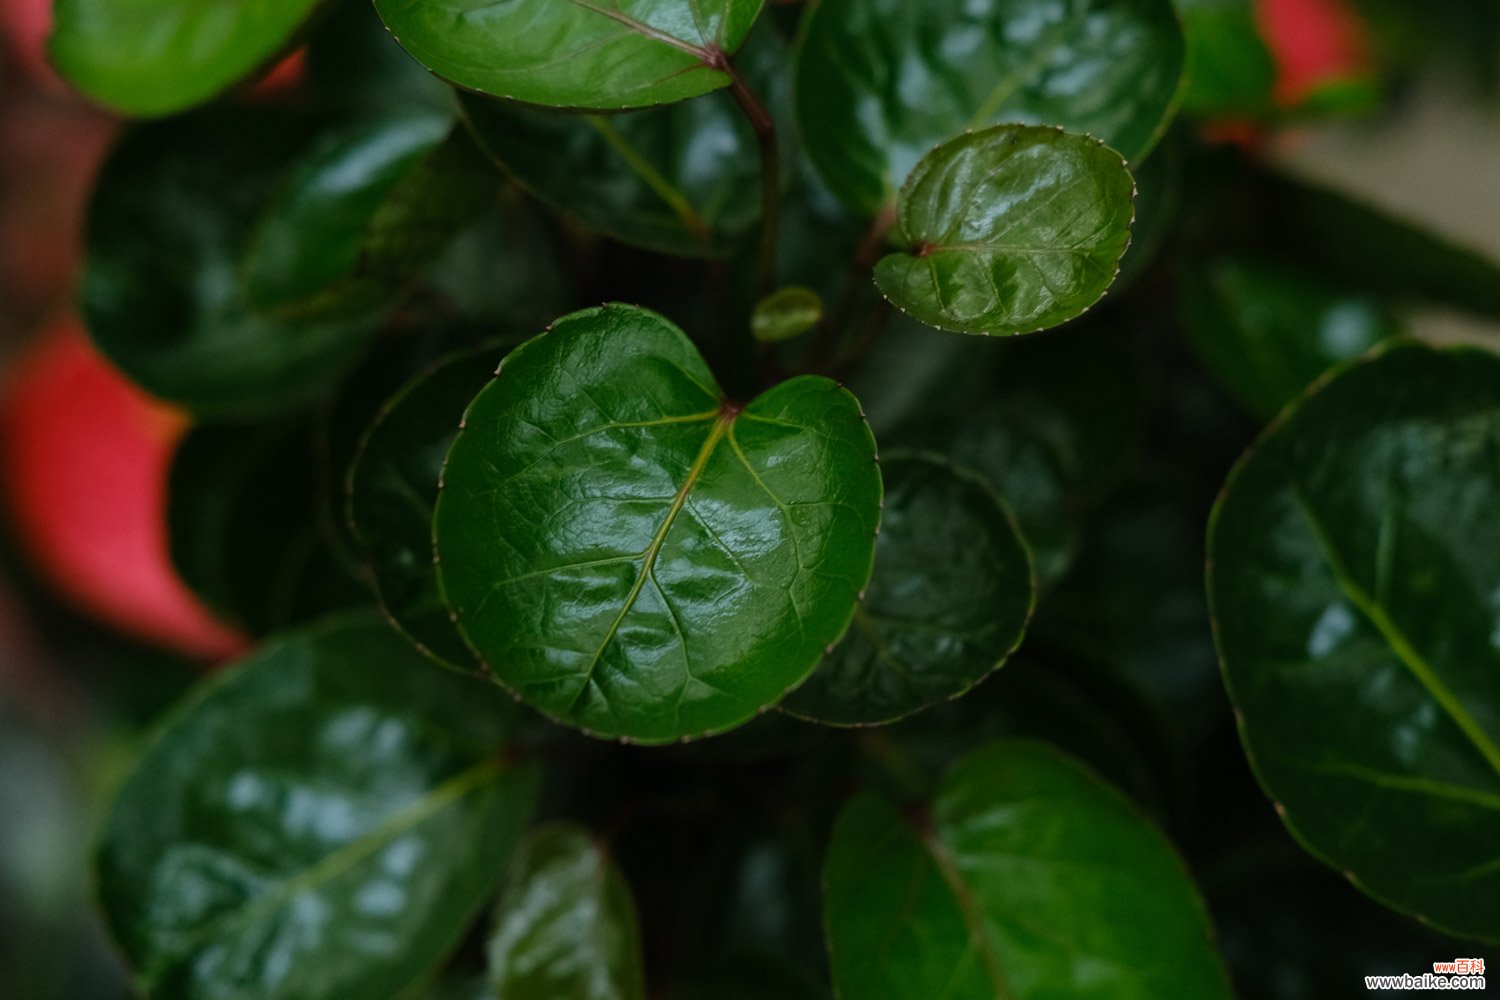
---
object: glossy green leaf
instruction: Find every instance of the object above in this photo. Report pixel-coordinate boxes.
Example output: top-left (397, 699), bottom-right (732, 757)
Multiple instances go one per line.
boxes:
top-left (796, 0), bottom-right (1185, 215)
top-left (48, 0), bottom-right (323, 116)
top-left (1182, 255), bottom-right (1400, 419)
top-left (751, 287), bottom-right (822, 344)
top-left (823, 741), bottom-right (1232, 1000)
top-left (169, 421), bottom-right (366, 636)
top-left (488, 824), bottom-right (645, 1000)
top-left (1209, 342), bottom-right (1500, 943)
top-left (783, 453), bottom-right (1034, 726)
top-left (457, 30), bottom-right (785, 258)
top-left (1171, 0), bottom-right (1276, 115)
top-left (81, 111), bottom-right (385, 418)
top-left (375, 0), bottom-right (764, 110)
top-left (434, 304), bottom-right (882, 744)
top-left (1264, 169), bottom-right (1500, 320)
top-left (349, 345), bottom-right (504, 667)
top-left (874, 126), bottom-right (1135, 337)
top-left (96, 615), bottom-right (540, 999)
top-left (244, 114), bottom-right (497, 320)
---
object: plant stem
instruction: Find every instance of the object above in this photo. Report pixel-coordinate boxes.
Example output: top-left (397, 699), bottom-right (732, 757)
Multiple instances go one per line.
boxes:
top-left (726, 63), bottom-right (780, 298)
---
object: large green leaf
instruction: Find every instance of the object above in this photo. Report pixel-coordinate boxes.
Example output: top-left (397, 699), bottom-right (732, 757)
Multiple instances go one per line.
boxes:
top-left (374, 0), bottom-right (765, 110)
top-left (487, 824), bottom-right (645, 999)
top-left (96, 615), bottom-right (540, 999)
top-left (1209, 342), bottom-right (1500, 943)
top-left (823, 742), bottom-right (1232, 1000)
top-left (434, 304), bottom-right (882, 744)
top-left (244, 114), bottom-right (497, 320)
top-left (874, 126), bottom-right (1135, 337)
top-left (783, 453), bottom-right (1034, 726)
top-left (795, 0), bottom-right (1184, 215)
top-left (349, 345), bottom-right (504, 668)
top-left (48, 0), bottom-right (323, 117)
top-left (1182, 255), bottom-right (1399, 419)
top-left (81, 111), bottom-right (385, 418)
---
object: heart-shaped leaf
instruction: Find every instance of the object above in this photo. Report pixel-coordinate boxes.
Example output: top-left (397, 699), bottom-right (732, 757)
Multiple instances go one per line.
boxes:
top-left (434, 304), bottom-right (882, 744)
top-left (1182, 255), bottom-right (1399, 419)
top-left (783, 453), bottom-right (1034, 726)
top-left (874, 126), bottom-right (1135, 337)
top-left (349, 345), bottom-right (504, 667)
top-left (1209, 342), bottom-right (1500, 943)
top-left (244, 114), bottom-right (497, 320)
top-left (488, 824), bottom-right (646, 1000)
top-left (96, 614), bottom-right (540, 999)
top-left (82, 111), bottom-right (387, 418)
top-left (48, 0), bottom-right (323, 116)
top-left (375, 0), bottom-right (764, 110)
top-left (796, 0), bottom-right (1184, 215)
top-left (823, 742), bottom-right (1233, 1000)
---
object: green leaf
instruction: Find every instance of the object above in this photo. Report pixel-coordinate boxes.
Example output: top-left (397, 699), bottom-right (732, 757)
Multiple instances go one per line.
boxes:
top-left (349, 345), bottom-right (504, 668)
top-left (795, 0), bottom-right (1185, 215)
top-left (823, 742), bottom-right (1232, 1000)
top-left (244, 114), bottom-right (498, 320)
top-left (1171, 0), bottom-right (1276, 115)
top-left (434, 304), bottom-right (882, 744)
top-left (96, 614), bottom-right (539, 999)
top-left (783, 453), bottom-right (1034, 726)
top-left (1208, 342), bottom-right (1500, 943)
top-left (305, 0), bottom-right (455, 114)
top-left (375, 0), bottom-right (765, 110)
top-left (457, 29), bottom-right (785, 258)
top-left (751, 287), bottom-right (823, 344)
top-left (874, 126), bottom-right (1135, 337)
top-left (81, 111), bottom-right (385, 418)
top-left (48, 0), bottom-right (323, 117)
top-left (169, 421), bottom-right (366, 635)
top-left (488, 824), bottom-right (645, 1000)
top-left (1182, 255), bottom-right (1400, 419)
top-left (1263, 169), bottom-right (1500, 320)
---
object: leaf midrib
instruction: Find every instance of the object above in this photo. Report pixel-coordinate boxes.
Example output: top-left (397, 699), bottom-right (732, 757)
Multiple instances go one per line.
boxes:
top-left (569, 410), bottom-right (734, 710)
top-left (567, 0), bottom-right (715, 60)
top-left (916, 823), bottom-right (1016, 1000)
top-left (149, 755), bottom-right (507, 989)
top-left (1286, 480), bottom-right (1500, 780)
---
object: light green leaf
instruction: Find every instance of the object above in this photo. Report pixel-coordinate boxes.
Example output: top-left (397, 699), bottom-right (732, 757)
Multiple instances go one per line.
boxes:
top-left (752, 287), bottom-right (823, 344)
top-left (874, 126), bottom-right (1135, 337)
top-left (375, 0), bottom-right (765, 110)
top-left (488, 825), bottom-right (645, 1000)
top-left (784, 453), bottom-right (1034, 726)
top-left (434, 304), bottom-right (882, 744)
top-left (49, 0), bottom-right (323, 116)
top-left (796, 0), bottom-right (1184, 215)
top-left (96, 614), bottom-right (540, 999)
top-left (1171, 0), bottom-right (1276, 115)
top-left (1209, 342), bottom-right (1500, 943)
top-left (823, 742), bottom-right (1233, 1000)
